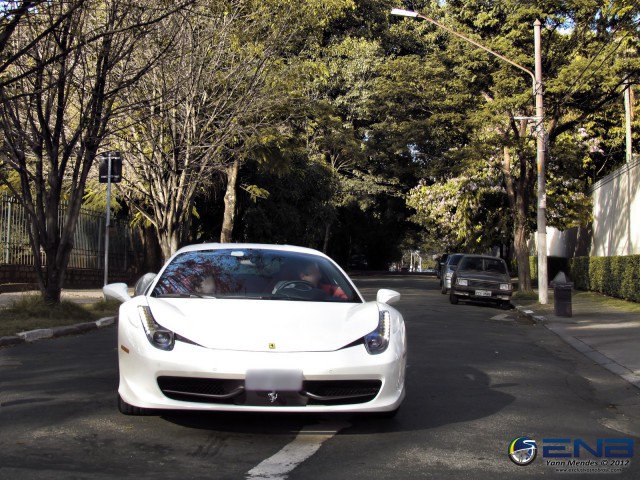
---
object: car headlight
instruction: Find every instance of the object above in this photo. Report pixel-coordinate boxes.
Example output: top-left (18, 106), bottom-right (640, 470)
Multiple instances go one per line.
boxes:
top-left (500, 283), bottom-right (512, 291)
top-left (445, 272), bottom-right (453, 279)
top-left (364, 310), bottom-right (390, 355)
top-left (139, 306), bottom-right (175, 351)
top-left (457, 279), bottom-right (468, 286)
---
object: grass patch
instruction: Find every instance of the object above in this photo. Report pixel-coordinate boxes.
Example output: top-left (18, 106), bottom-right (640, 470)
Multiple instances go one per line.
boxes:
top-left (512, 291), bottom-right (539, 302)
top-left (0, 295), bottom-right (119, 337)
top-left (574, 291), bottom-right (640, 313)
top-left (512, 288), bottom-right (640, 314)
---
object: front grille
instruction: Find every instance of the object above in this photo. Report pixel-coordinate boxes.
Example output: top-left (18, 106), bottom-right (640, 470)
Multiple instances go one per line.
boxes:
top-left (468, 280), bottom-right (501, 289)
top-left (157, 376), bottom-right (244, 404)
top-left (303, 380), bottom-right (382, 405)
top-left (157, 376), bottom-right (382, 406)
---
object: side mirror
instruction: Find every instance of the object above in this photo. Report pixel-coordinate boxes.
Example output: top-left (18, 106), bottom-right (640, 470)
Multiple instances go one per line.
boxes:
top-left (134, 272), bottom-right (157, 296)
top-left (376, 288), bottom-right (401, 305)
top-left (103, 283), bottom-right (131, 303)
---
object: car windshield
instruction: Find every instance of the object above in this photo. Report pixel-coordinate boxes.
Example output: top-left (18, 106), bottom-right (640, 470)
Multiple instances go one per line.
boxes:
top-left (458, 257), bottom-right (508, 275)
top-left (448, 254), bottom-right (464, 266)
top-left (150, 248), bottom-right (360, 303)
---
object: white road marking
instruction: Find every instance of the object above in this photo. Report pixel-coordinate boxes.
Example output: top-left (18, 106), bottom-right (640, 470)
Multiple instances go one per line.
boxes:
top-left (245, 421), bottom-right (350, 479)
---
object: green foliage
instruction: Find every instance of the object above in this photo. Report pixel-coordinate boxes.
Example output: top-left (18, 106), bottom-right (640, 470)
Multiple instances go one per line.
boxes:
top-left (406, 161), bottom-right (512, 252)
top-left (238, 156), bottom-right (336, 248)
top-left (569, 255), bottom-right (640, 302)
top-left (3, 0), bottom-right (638, 281)
top-left (393, 0), bottom-right (638, 283)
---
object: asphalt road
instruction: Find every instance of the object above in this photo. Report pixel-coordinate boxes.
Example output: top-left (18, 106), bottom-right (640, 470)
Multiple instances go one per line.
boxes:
top-left (1, 275), bottom-right (639, 479)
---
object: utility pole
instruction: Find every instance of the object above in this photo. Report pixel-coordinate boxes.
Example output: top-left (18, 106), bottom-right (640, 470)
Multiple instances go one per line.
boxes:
top-left (534, 19), bottom-right (548, 304)
top-left (624, 77), bottom-right (633, 164)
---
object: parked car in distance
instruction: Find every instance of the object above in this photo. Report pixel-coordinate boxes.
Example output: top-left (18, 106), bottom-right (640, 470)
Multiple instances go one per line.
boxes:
top-left (449, 254), bottom-right (513, 309)
top-left (436, 253), bottom-right (449, 280)
top-left (348, 254), bottom-right (368, 270)
top-left (440, 253), bottom-right (465, 294)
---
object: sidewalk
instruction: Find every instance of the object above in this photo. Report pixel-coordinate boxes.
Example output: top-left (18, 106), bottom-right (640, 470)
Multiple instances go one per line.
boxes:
top-left (0, 288), bottom-right (112, 347)
top-left (514, 289), bottom-right (640, 391)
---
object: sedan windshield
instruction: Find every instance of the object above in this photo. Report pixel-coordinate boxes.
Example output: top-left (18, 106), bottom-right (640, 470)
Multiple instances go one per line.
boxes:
top-left (458, 257), bottom-right (508, 275)
top-left (151, 249), bottom-right (360, 302)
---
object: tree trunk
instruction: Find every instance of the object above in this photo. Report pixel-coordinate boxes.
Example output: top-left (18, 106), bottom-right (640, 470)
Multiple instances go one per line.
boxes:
top-left (513, 219), bottom-right (532, 292)
top-left (220, 158), bottom-right (240, 243)
top-left (43, 268), bottom-right (64, 305)
top-left (140, 224), bottom-right (163, 273)
top-left (158, 228), bottom-right (180, 264)
top-left (322, 221), bottom-right (332, 253)
top-left (501, 146), bottom-right (533, 292)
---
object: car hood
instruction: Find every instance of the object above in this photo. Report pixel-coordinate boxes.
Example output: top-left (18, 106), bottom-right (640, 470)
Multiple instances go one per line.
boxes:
top-left (457, 271), bottom-right (510, 282)
top-left (146, 297), bottom-right (379, 352)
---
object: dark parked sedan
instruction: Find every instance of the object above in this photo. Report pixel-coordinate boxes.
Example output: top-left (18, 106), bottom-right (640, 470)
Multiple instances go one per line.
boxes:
top-left (449, 255), bottom-right (513, 309)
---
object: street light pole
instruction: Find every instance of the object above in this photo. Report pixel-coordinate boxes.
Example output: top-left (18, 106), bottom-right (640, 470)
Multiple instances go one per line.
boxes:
top-left (391, 8), bottom-right (548, 303)
top-left (534, 20), bottom-right (548, 304)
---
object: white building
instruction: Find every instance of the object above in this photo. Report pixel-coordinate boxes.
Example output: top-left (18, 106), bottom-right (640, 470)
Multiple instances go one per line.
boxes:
top-left (545, 155), bottom-right (640, 258)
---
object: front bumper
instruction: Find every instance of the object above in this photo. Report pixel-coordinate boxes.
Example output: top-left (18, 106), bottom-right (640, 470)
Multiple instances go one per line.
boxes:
top-left (452, 286), bottom-right (512, 301)
top-left (118, 329), bottom-right (406, 413)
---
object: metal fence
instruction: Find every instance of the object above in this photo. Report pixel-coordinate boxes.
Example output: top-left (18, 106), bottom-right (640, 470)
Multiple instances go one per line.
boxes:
top-left (0, 193), bottom-right (141, 271)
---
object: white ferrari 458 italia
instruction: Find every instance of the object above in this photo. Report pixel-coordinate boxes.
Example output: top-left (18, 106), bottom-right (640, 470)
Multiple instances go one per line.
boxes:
top-left (104, 243), bottom-right (407, 416)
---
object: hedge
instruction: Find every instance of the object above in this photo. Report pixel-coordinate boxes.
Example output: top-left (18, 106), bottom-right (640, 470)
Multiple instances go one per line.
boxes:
top-left (529, 255), bottom-right (640, 303)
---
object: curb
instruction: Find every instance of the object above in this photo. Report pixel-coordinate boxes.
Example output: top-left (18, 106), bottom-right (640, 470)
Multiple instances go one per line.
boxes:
top-left (0, 283), bottom-right (39, 294)
top-left (514, 305), bottom-right (548, 324)
top-left (0, 316), bottom-right (116, 348)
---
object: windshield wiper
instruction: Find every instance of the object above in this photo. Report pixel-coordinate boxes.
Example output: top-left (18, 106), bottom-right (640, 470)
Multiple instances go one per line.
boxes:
top-left (154, 293), bottom-right (217, 299)
top-left (270, 294), bottom-right (317, 301)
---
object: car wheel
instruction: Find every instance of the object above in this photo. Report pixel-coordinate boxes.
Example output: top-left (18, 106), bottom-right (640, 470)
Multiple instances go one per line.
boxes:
top-left (118, 394), bottom-right (153, 416)
top-left (449, 290), bottom-right (459, 304)
top-left (500, 301), bottom-right (511, 310)
top-left (441, 284), bottom-right (448, 294)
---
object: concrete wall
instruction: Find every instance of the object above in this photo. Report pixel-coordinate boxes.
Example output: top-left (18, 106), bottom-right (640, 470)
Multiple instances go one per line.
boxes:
top-left (590, 156), bottom-right (640, 256)
top-left (546, 156), bottom-right (640, 258)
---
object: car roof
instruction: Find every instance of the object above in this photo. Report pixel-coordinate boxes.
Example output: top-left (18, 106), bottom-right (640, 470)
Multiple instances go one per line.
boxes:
top-left (172, 243), bottom-right (330, 258)
top-left (460, 254), bottom-right (505, 261)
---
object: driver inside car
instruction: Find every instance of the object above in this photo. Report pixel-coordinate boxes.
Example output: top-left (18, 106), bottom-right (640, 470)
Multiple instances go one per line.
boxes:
top-left (298, 261), bottom-right (347, 299)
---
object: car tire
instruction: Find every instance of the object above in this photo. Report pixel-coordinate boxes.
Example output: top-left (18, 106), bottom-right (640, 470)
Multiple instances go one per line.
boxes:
top-left (441, 284), bottom-right (448, 294)
top-left (118, 394), bottom-right (153, 416)
top-left (500, 301), bottom-right (511, 310)
top-left (449, 290), bottom-right (459, 304)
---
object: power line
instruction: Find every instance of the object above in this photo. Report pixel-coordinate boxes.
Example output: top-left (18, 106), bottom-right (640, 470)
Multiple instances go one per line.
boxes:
top-left (556, 12), bottom-right (640, 110)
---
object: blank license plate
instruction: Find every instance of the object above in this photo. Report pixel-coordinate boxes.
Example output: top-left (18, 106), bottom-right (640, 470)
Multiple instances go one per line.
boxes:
top-left (475, 290), bottom-right (492, 297)
top-left (245, 369), bottom-right (303, 391)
